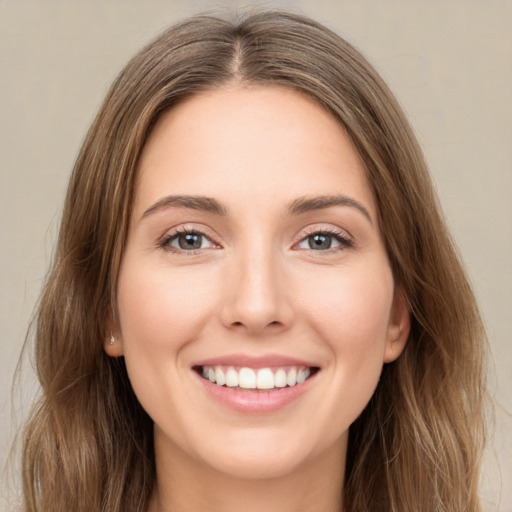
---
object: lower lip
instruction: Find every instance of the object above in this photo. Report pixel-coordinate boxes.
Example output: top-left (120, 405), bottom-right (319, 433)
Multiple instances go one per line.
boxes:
top-left (194, 371), bottom-right (317, 413)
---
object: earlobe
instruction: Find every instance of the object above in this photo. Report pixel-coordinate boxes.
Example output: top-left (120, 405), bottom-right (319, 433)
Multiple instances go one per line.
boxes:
top-left (383, 287), bottom-right (410, 363)
top-left (104, 307), bottom-right (124, 357)
top-left (104, 330), bottom-right (124, 357)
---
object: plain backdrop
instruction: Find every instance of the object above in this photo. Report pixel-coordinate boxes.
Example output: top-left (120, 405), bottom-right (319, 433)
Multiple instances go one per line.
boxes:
top-left (1, 1), bottom-right (511, 510)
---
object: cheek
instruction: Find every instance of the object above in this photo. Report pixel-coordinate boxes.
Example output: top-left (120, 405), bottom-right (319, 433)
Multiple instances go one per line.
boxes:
top-left (117, 261), bottom-right (219, 351)
top-left (116, 259), bottom-right (221, 432)
top-left (299, 262), bottom-right (394, 365)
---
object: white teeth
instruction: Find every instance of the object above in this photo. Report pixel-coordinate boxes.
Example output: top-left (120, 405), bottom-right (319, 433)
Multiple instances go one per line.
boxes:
top-left (215, 367), bottom-right (226, 386)
top-left (297, 368), bottom-right (310, 384)
top-left (256, 368), bottom-right (274, 389)
top-left (274, 368), bottom-right (287, 388)
top-left (225, 367), bottom-right (239, 387)
top-left (239, 367), bottom-right (256, 389)
top-left (200, 365), bottom-right (314, 389)
top-left (286, 367), bottom-right (297, 387)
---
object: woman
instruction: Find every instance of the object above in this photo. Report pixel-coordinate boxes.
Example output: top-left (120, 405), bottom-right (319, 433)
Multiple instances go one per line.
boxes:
top-left (21, 10), bottom-right (487, 512)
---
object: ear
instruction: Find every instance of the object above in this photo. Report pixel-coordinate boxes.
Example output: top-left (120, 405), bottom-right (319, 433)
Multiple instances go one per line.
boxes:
top-left (104, 312), bottom-right (124, 358)
top-left (383, 286), bottom-right (410, 363)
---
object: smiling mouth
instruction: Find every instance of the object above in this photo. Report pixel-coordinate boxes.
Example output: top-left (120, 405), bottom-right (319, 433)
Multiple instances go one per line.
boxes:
top-left (194, 365), bottom-right (320, 391)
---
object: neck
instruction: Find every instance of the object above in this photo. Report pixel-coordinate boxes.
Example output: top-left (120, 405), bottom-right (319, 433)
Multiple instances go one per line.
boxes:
top-left (148, 432), bottom-right (346, 512)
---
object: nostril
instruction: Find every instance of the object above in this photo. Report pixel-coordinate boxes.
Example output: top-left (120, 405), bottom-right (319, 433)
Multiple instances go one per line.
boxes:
top-left (226, 316), bottom-right (287, 334)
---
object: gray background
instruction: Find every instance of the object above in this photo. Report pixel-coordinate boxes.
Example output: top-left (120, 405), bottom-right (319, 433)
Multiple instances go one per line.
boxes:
top-left (1, 1), bottom-right (511, 510)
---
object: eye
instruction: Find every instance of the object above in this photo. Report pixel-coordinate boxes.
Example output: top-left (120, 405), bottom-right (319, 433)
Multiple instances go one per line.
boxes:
top-left (161, 229), bottom-right (216, 252)
top-left (296, 230), bottom-right (352, 251)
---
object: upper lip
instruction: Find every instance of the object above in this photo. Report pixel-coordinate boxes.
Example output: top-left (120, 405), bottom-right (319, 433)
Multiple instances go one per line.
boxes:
top-left (193, 353), bottom-right (319, 369)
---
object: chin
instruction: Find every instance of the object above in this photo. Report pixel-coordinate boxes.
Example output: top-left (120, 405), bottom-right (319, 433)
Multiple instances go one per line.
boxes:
top-left (204, 446), bottom-right (311, 481)
top-left (183, 424), bottom-right (344, 481)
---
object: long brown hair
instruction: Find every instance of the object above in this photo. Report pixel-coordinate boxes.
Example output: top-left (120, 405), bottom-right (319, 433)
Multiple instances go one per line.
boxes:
top-left (21, 11), bottom-right (487, 511)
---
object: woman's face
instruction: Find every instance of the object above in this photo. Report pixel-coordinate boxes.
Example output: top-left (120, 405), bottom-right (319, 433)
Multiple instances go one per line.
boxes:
top-left (108, 85), bottom-right (409, 479)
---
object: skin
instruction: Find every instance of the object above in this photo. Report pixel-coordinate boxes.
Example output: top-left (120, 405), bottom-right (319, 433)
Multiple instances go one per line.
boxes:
top-left (105, 85), bottom-right (410, 512)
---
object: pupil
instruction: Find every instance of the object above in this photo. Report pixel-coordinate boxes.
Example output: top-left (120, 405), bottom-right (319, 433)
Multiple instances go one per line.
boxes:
top-left (310, 234), bottom-right (331, 250)
top-left (179, 233), bottom-right (202, 250)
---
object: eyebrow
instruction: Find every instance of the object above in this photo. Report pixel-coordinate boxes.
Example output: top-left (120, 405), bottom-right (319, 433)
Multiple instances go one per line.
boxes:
top-left (142, 195), bottom-right (228, 219)
top-left (287, 195), bottom-right (373, 224)
top-left (141, 193), bottom-right (372, 224)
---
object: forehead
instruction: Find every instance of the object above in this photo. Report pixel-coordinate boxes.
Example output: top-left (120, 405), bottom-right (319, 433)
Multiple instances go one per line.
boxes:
top-left (134, 85), bottom-right (376, 218)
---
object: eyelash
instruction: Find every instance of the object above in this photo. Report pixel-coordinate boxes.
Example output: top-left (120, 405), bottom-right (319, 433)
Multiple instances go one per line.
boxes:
top-left (295, 227), bottom-right (353, 253)
top-left (159, 227), bottom-right (353, 255)
top-left (159, 228), bottom-right (217, 254)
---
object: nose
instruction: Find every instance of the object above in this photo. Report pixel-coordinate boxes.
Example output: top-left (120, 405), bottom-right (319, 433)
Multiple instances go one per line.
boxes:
top-left (220, 246), bottom-right (294, 336)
